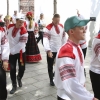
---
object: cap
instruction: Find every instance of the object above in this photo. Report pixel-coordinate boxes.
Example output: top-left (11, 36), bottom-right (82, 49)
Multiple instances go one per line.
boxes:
top-left (16, 15), bottom-right (25, 21)
top-left (64, 16), bottom-right (90, 32)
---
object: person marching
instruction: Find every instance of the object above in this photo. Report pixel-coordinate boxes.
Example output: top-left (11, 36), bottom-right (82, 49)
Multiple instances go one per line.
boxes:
top-left (54, 16), bottom-right (98, 100)
top-left (4, 15), bottom-right (13, 30)
top-left (43, 14), bottom-right (67, 86)
top-left (37, 13), bottom-right (46, 44)
top-left (7, 16), bottom-right (28, 94)
top-left (12, 10), bottom-right (18, 24)
top-left (25, 12), bottom-right (42, 63)
top-left (3, 15), bottom-right (13, 72)
top-left (0, 22), bottom-right (10, 100)
top-left (89, 33), bottom-right (100, 100)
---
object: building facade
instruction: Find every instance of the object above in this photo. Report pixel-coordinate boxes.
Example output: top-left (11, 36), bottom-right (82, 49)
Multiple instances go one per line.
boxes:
top-left (19, 0), bottom-right (34, 13)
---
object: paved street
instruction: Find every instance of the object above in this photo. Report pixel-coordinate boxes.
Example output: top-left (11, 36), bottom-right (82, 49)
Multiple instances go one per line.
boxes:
top-left (6, 43), bottom-right (93, 100)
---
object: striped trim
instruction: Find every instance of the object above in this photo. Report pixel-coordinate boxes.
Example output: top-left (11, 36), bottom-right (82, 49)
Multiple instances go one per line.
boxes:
top-left (94, 43), bottom-right (100, 56)
top-left (43, 32), bottom-right (50, 40)
top-left (19, 36), bottom-right (28, 42)
top-left (59, 64), bottom-right (76, 81)
top-left (1, 35), bottom-right (8, 45)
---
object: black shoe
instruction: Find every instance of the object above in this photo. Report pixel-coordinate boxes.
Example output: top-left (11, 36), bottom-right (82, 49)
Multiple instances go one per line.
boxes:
top-left (50, 81), bottom-right (55, 86)
top-left (17, 76), bottom-right (22, 87)
top-left (10, 86), bottom-right (17, 94)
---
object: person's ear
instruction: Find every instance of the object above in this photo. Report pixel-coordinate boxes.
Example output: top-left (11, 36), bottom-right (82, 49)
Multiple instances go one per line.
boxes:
top-left (69, 29), bottom-right (74, 35)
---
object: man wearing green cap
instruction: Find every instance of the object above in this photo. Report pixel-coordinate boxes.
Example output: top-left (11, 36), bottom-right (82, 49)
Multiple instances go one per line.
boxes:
top-left (54, 16), bottom-right (98, 100)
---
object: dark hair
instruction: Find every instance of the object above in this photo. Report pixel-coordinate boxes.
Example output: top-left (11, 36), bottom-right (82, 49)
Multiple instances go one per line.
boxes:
top-left (0, 22), bottom-right (5, 27)
top-left (53, 14), bottom-right (60, 18)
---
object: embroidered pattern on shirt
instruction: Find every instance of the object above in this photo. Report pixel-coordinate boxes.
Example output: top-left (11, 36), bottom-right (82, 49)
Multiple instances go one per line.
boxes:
top-left (1, 35), bottom-right (8, 45)
top-left (59, 64), bottom-right (76, 81)
top-left (94, 43), bottom-right (100, 56)
top-left (19, 36), bottom-right (28, 42)
top-left (43, 32), bottom-right (50, 40)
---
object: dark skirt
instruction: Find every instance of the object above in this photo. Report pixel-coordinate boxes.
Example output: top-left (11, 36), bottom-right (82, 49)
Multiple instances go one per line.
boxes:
top-left (26, 31), bottom-right (42, 62)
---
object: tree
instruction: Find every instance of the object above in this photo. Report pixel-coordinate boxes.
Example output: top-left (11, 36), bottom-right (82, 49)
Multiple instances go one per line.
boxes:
top-left (54, 0), bottom-right (57, 15)
top-left (7, 0), bottom-right (9, 15)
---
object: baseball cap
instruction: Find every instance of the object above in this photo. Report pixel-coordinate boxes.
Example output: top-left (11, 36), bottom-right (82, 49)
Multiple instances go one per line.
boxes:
top-left (64, 16), bottom-right (90, 32)
top-left (16, 15), bottom-right (25, 21)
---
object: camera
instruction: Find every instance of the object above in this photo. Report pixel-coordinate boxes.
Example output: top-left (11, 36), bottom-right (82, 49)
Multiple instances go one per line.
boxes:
top-left (90, 17), bottom-right (96, 21)
top-left (0, 22), bottom-right (5, 27)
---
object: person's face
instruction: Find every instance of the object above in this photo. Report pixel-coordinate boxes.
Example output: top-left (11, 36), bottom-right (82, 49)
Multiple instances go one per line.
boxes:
top-left (16, 19), bottom-right (24, 28)
top-left (70, 26), bottom-right (86, 41)
top-left (5, 19), bottom-right (10, 25)
top-left (52, 17), bottom-right (60, 25)
top-left (14, 11), bottom-right (17, 15)
top-left (40, 15), bottom-right (44, 19)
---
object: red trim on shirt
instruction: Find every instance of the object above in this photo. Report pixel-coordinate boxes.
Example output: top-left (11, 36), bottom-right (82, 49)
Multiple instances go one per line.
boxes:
top-left (59, 64), bottom-right (76, 81)
top-left (46, 23), bottom-right (53, 30)
top-left (58, 43), bottom-right (75, 59)
top-left (0, 27), bottom-right (5, 32)
top-left (8, 24), bottom-right (15, 29)
top-left (20, 26), bottom-right (27, 35)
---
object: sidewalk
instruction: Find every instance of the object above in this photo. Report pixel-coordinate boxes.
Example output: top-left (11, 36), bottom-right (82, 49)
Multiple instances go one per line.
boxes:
top-left (6, 43), bottom-right (93, 100)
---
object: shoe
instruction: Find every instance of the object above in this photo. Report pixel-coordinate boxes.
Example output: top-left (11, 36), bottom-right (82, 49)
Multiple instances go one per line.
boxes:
top-left (10, 85), bottom-right (17, 94)
top-left (50, 81), bottom-right (55, 86)
top-left (17, 76), bottom-right (22, 87)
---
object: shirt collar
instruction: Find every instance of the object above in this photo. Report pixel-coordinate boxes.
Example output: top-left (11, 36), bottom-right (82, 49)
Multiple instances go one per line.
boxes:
top-left (68, 39), bottom-right (79, 47)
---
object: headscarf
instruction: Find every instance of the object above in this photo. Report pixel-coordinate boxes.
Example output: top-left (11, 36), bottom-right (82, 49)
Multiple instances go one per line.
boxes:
top-left (26, 12), bottom-right (34, 29)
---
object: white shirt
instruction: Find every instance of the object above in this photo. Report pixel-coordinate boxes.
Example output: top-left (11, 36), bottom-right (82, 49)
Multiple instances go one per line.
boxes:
top-left (54, 39), bottom-right (94, 100)
top-left (38, 19), bottom-right (46, 32)
top-left (26, 19), bottom-right (37, 32)
top-left (0, 27), bottom-right (10, 61)
top-left (7, 24), bottom-right (28, 54)
top-left (43, 23), bottom-right (67, 52)
top-left (12, 15), bottom-right (18, 24)
top-left (90, 37), bottom-right (100, 74)
top-left (79, 40), bottom-right (87, 49)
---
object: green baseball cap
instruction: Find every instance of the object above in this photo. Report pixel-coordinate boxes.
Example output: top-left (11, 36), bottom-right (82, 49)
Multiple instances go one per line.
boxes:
top-left (64, 16), bottom-right (90, 32)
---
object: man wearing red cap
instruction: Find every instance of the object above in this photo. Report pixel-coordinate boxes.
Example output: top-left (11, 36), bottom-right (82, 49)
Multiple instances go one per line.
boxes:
top-left (7, 16), bottom-right (28, 94)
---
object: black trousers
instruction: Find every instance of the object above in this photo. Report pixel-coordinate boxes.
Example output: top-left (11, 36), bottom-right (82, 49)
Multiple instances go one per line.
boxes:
top-left (47, 52), bottom-right (57, 81)
top-left (9, 53), bottom-right (25, 84)
top-left (37, 31), bottom-right (43, 44)
top-left (82, 47), bottom-right (87, 59)
top-left (57, 96), bottom-right (65, 100)
top-left (82, 47), bottom-right (87, 77)
top-left (90, 71), bottom-right (100, 100)
top-left (0, 63), bottom-right (7, 100)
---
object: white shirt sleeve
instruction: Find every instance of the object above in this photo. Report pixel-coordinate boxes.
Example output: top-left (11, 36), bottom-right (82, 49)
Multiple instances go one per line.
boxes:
top-left (62, 31), bottom-right (68, 45)
top-left (43, 28), bottom-right (51, 52)
top-left (57, 57), bottom-right (94, 100)
top-left (1, 31), bottom-right (10, 61)
top-left (10, 33), bottom-right (28, 54)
